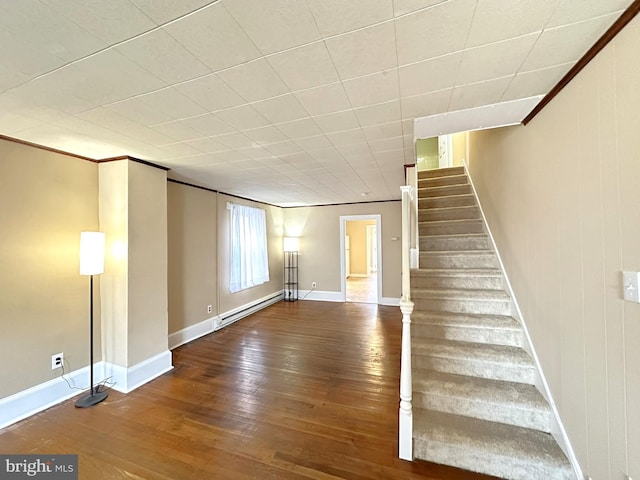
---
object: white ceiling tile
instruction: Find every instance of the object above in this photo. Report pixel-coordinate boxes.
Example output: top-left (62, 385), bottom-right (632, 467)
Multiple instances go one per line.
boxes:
top-left (252, 94), bottom-right (308, 124)
top-left (265, 141), bottom-right (304, 156)
top-left (354, 100), bottom-right (402, 126)
top-left (338, 143), bottom-right (373, 157)
top-left (243, 126), bottom-right (289, 145)
top-left (213, 132), bottom-right (256, 149)
top-left (393, 0), bottom-right (449, 17)
top-left (185, 137), bottom-right (228, 154)
top-left (175, 74), bottom-right (246, 112)
top-left (294, 135), bottom-right (334, 150)
top-left (313, 111), bottom-right (361, 134)
top-left (343, 70), bottom-right (400, 108)
top-left (450, 76), bottom-right (513, 111)
top-left (501, 63), bottom-right (573, 101)
top-left (78, 107), bottom-right (170, 145)
top-left (217, 59), bottom-right (289, 102)
top-left (400, 88), bottom-right (452, 118)
top-left (547, 0), bottom-right (631, 28)
top-left (466, 0), bottom-right (560, 48)
top-left (368, 136), bottom-right (405, 153)
top-left (41, 0), bottom-right (158, 44)
top-left (395, 0), bottom-right (476, 65)
top-left (181, 113), bottom-right (237, 137)
top-left (294, 83), bottom-right (351, 116)
top-left (266, 42), bottom-right (340, 91)
top-left (399, 52), bottom-right (463, 97)
top-left (105, 97), bottom-right (174, 126)
top-left (362, 121), bottom-right (404, 141)
top-left (234, 146), bottom-right (274, 159)
top-left (327, 129), bottom-right (367, 146)
top-left (152, 121), bottom-right (205, 142)
top-left (325, 22), bottom-right (397, 79)
top-left (374, 148), bottom-right (406, 163)
top-left (0, 109), bottom-right (43, 134)
top-left (223, 0), bottom-right (321, 54)
top-left (306, 0), bottom-right (393, 37)
top-left (156, 142), bottom-right (203, 159)
top-left (214, 104), bottom-right (270, 130)
top-left (276, 118), bottom-right (322, 139)
top-left (164, 3), bottom-right (261, 72)
top-left (116, 29), bottom-right (211, 84)
top-left (0, 1), bottom-right (106, 63)
top-left (140, 88), bottom-right (208, 120)
top-left (129, 0), bottom-right (213, 24)
top-left (457, 33), bottom-right (539, 84)
top-left (521, 14), bottom-right (619, 71)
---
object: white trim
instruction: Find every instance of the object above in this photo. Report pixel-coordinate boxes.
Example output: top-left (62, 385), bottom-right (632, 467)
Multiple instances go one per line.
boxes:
top-left (380, 297), bottom-right (400, 306)
top-left (168, 316), bottom-right (218, 349)
top-left (463, 160), bottom-right (583, 480)
top-left (104, 350), bottom-right (173, 394)
top-left (300, 289), bottom-right (344, 302)
top-left (340, 215), bottom-right (383, 303)
top-left (0, 363), bottom-right (98, 430)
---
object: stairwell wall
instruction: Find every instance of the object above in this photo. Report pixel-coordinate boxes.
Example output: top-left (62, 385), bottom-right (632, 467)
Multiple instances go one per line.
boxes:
top-left (466, 15), bottom-right (640, 480)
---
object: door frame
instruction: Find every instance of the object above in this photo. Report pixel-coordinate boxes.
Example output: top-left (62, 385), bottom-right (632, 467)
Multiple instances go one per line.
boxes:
top-left (340, 214), bottom-right (382, 303)
top-left (366, 224), bottom-right (377, 275)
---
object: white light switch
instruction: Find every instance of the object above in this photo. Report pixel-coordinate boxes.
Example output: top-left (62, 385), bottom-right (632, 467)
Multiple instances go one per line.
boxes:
top-left (622, 271), bottom-right (640, 302)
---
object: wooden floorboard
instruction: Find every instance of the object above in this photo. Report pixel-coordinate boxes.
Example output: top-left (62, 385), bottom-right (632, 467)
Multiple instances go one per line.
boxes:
top-left (0, 301), bottom-right (499, 479)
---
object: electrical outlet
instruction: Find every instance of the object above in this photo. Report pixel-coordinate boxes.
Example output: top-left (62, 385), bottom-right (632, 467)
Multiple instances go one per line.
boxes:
top-left (207, 305), bottom-right (213, 314)
top-left (312, 281), bottom-right (316, 289)
top-left (51, 353), bottom-right (63, 370)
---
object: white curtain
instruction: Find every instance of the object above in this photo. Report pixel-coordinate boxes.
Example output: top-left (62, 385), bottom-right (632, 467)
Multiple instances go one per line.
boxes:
top-left (229, 203), bottom-right (270, 293)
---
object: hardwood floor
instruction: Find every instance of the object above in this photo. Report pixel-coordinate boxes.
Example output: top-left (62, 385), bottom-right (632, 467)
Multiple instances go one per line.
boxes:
top-left (0, 301), bottom-right (498, 479)
top-left (346, 274), bottom-right (378, 303)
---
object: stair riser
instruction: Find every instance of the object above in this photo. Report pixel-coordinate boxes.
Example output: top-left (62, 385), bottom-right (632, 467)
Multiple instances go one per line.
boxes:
top-left (420, 221), bottom-right (484, 236)
top-left (420, 236), bottom-right (490, 251)
top-left (420, 254), bottom-right (500, 270)
top-left (418, 167), bottom-right (465, 179)
top-left (411, 275), bottom-right (504, 290)
top-left (413, 439), bottom-right (573, 480)
top-left (418, 175), bottom-right (468, 188)
top-left (419, 184), bottom-right (473, 198)
top-left (412, 324), bottom-right (522, 347)
top-left (419, 207), bottom-right (480, 222)
top-left (413, 354), bottom-right (536, 384)
top-left (412, 392), bottom-right (551, 432)
top-left (419, 195), bottom-right (476, 209)
top-left (413, 298), bottom-right (511, 315)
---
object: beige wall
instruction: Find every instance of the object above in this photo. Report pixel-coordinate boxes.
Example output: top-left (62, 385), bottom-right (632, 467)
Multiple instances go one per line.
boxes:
top-left (466, 16), bottom-right (640, 479)
top-left (284, 201), bottom-right (401, 299)
top-left (167, 182), bottom-right (218, 334)
top-left (0, 139), bottom-right (99, 398)
top-left (346, 220), bottom-right (376, 275)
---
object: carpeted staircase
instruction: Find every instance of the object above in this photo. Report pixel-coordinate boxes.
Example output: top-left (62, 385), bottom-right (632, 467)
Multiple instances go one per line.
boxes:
top-left (410, 166), bottom-right (574, 480)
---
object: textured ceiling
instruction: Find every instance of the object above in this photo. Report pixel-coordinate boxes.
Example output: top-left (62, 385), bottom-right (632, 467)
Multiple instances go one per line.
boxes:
top-left (0, 0), bottom-right (632, 206)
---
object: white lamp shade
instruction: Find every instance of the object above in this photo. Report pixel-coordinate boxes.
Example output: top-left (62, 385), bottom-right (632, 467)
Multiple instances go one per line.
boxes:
top-left (80, 231), bottom-right (105, 275)
top-left (283, 236), bottom-right (299, 252)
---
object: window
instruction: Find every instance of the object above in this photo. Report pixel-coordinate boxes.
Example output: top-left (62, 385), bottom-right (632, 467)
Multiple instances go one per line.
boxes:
top-left (229, 203), bottom-right (270, 293)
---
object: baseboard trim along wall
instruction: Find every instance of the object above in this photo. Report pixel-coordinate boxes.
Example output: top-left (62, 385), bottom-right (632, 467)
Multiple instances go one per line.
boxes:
top-left (168, 317), bottom-right (218, 350)
top-left (0, 350), bottom-right (173, 430)
top-left (300, 289), bottom-right (344, 302)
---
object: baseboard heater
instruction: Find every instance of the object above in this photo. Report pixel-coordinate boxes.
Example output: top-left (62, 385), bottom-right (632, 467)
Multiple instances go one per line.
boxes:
top-left (216, 291), bottom-right (284, 331)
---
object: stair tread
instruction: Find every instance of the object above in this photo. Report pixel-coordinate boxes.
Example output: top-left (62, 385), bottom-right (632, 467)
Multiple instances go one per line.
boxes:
top-left (412, 268), bottom-right (502, 277)
top-left (413, 369), bottom-right (548, 412)
top-left (418, 167), bottom-right (465, 179)
top-left (412, 311), bottom-right (521, 330)
top-left (421, 249), bottom-right (494, 255)
top-left (413, 409), bottom-right (572, 475)
top-left (419, 232), bottom-right (488, 239)
top-left (412, 288), bottom-right (511, 301)
top-left (419, 218), bottom-right (482, 225)
top-left (414, 338), bottom-right (534, 366)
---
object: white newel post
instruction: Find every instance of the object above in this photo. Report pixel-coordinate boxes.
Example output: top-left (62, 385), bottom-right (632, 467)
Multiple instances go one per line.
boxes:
top-left (399, 185), bottom-right (415, 461)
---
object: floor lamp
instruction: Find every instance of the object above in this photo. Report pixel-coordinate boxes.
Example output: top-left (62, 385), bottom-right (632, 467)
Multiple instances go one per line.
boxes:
top-left (75, 231), bottom-right (108, 408)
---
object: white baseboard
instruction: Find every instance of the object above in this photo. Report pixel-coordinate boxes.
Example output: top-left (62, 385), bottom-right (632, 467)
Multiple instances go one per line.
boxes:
top-left (0, 350), bottom-right (173, 430)
top-left (104, 350), bottom-right (173, 394)
top-left (168, 316), bottom-right (218, 350)
top-left (217, 291), bottom-right (283, 329)
top-left (300, 289), bottom-right (344, 302)
top-left (380, 297), bottom-right (401, 306)
top-left (348, 273), bottom-right (369, 278)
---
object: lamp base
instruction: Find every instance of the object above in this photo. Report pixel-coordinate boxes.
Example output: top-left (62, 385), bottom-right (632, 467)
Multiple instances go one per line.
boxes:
top-left (75, 388), bottom-right (108, 408)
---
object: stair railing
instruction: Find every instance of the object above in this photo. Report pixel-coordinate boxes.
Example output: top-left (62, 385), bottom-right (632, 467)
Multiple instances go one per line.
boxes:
top-left (399, 183), bottom-right (415, 461)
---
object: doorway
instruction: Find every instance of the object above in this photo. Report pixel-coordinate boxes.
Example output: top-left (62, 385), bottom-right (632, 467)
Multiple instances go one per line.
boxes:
top-left (340, 215), bottom-right (382, 304)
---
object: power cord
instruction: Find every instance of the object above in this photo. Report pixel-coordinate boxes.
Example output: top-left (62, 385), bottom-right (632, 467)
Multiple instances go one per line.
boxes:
top-left (59, 361), bottom-right (117, 393)
top-left (300, 285), bottom-right (316, 300)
